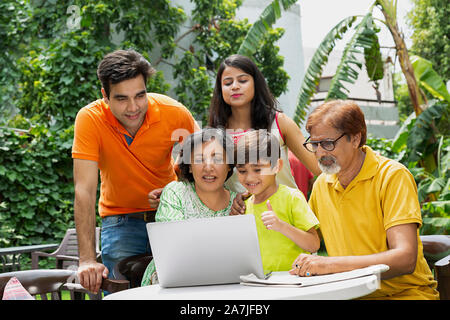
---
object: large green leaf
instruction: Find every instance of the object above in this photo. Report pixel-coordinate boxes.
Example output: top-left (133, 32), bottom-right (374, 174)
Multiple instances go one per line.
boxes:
top-left (293, 15), bottom-right (357, 124)
top-left (423, 217), bottom-right (450, 230)
top-left (411, 55), bottom-right (450, 103)
top-left (326, 12), bottom-right (379, 100)
top-left (391, 111), bottom-right (416, 153)
top-left (237, 0), bottom-right (298, 57)
top-left (406, 101), bottom-right (447, 163)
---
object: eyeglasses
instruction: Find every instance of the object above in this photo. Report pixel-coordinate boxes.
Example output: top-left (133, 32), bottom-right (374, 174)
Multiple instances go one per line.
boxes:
top-left (303, 133), bottom-right (346, 153)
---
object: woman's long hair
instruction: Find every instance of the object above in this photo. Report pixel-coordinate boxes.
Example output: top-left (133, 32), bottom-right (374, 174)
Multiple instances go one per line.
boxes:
top-left (208, 54), bottom-right (281, 130)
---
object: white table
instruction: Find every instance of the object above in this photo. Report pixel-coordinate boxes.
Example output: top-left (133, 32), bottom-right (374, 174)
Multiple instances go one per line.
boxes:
top-left (104, 273), bottom-right (381, 300)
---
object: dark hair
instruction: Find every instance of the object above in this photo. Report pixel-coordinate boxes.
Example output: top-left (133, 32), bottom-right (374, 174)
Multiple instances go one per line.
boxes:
top-left (235, 130), bottom-right (281, 168)
top-left (177, 128), bottom-right (235, 183)
top-left (97, 49), bottom-right (156, 98)
top-left (208, 54), bottom-right (281, 130)
top-left (306, 100), bottom-right (367, 147)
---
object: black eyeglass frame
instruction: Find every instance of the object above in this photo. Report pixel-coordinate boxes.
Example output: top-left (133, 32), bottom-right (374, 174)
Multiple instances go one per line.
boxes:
top-left (303, 133), bottom-right (347, 153)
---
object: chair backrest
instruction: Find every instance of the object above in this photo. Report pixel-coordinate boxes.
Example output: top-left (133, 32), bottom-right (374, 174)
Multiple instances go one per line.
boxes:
top-left (420, 235), bottom-right (450, 268)
top-left (435, 254), bottom-right (450, 300)
top-left (0, 269), bottom-right (75, 300)
top-left (56, 228), bottom-right (101, 268)
top-left (60, 229), bottom-right (79, 257)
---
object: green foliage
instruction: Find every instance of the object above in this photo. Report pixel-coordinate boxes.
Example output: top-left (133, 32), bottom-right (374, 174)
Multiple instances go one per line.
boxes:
top-left (326, 12), bottom-right (379, 100)
top-left (0, 123), bottom-right (75, 247)
top-left (0, 0), bottom-right (290, 259)
top-left (363, 26), bottom-right (384, 82)
top-left (410, 55), bottom-right (450, 103)
top-left (391, 101), bottom-right (449, 164)
top-left (16, 31), bottom-right (108, 124)
top-left (237, 0), bottom-right (297, 57)
top-left (254, 28), bottom-right (288, 98)
top-left (393, 72), bottom-right (414, 123)
top-left (169, 0), bottom-right (289, 125)
top-left (1, 0), bottom-right (289, 127)
top-left (368, 100), bottom-right (450, 235)
top-left (408, 0), bottom-right (450, 81)
top-left (293, 11), bottom-right (384, 125)
top-left (412, 136), bottom-right (450, 234)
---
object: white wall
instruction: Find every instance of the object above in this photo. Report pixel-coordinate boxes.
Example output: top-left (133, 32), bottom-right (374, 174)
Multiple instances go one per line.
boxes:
top-left (303, 48), bottom-right (395, 105)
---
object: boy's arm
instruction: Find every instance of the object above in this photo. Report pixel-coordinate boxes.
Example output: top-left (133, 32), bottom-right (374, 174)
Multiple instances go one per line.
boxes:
top-left (261, 200), bottom-right (320, 253)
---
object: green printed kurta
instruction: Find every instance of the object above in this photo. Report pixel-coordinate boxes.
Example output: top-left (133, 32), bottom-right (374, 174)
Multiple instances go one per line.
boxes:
top-left (141, 180), bottom-right (237, 286)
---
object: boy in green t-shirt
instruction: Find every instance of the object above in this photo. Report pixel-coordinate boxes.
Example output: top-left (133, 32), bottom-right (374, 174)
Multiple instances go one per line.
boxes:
top-left (235, 130), bottom-right (320, 272)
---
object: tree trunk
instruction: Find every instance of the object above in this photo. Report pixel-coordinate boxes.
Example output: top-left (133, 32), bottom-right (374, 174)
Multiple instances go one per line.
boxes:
top-left (379, 5), bottom-right (424, 116)
top-left (378, 1), bottom-right (437, 174)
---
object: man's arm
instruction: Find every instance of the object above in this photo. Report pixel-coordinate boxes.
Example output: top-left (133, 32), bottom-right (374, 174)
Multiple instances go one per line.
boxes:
top-left (73, 158), bottom-right (108, 293)
top-left (290, 223), bottom-right (418, 279)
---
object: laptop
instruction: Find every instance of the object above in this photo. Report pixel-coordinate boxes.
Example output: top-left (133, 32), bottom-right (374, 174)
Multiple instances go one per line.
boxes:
top-left (146, 214), bottom-right (265, 288)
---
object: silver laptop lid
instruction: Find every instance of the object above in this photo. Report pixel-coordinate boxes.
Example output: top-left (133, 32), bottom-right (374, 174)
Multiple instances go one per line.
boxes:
top-left (147, 214), bottom-right (264, 288)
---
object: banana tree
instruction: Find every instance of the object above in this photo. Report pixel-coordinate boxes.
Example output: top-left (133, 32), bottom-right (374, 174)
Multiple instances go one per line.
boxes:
top-left (292, 0), bottom-right (426, 123)
top-left (237, 0), bottom-right (446, 121)
top-left (376, 0), bottom-right (425, 116)
top-left (292, 1), bottom-right (449, 171)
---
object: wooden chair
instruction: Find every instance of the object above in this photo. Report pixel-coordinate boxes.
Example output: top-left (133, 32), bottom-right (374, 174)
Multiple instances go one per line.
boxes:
top-left (31, 228), bottom-right (101, 270)
top-left (0, 269), bottom-right (74, 300)
top-left (435, 254), bottom-right (450, 300)
top-left (115, 253), bottom-right (152, 288)
top-left (421, 235), bottom-right (450, 269)
top-left (420, 235), bottom-right (450, 300)
top-left (0, 269), bottom-right (129, 300)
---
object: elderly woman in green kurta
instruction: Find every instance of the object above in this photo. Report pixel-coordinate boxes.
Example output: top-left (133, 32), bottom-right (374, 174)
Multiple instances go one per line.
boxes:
top-left (141, 128), bottom-right (237, 286)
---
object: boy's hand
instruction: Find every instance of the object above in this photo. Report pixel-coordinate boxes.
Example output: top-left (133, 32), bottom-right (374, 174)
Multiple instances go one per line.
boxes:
top-left (261, 200), bottom-right (284, 232)
top-left (230, 191), bottom-right (250, 215)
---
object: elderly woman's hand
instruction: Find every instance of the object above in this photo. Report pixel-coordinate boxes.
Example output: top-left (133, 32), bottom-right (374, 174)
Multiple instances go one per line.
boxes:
top-left (230, 191), bottom-right (251, 215)
top-left (148, 188), bottom-right (163, 209)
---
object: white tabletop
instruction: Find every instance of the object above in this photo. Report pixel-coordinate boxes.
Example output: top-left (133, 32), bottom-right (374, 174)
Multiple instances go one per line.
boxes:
top-left (104, 274), bottom-right (379, 300)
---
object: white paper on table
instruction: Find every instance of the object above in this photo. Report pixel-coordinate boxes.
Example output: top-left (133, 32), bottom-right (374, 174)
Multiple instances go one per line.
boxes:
top-left (240, 264), bottom-right (389, 288)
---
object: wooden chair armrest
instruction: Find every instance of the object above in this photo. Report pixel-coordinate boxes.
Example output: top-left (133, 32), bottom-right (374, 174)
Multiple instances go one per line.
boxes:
top-left (101, 278), bottom-right (130, 293)
top-left (54, 255), bottom-right (80, 261)
top-left (62, 277), bottom-right (130, 297)
top-left (435, 254), bottom-right (450, 276)
top-left (31, 251), bottom-right (55, 258)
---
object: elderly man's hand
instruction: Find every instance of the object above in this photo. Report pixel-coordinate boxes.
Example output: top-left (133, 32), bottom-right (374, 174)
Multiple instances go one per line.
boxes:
top-left (289, 253), bottom-right (334, 277)
top-left (230, 191), bottom-right (251, 215)
top-left (148, 188), bottom-right (163, 209)
top-left (77, 260), bottom-right (109, 294)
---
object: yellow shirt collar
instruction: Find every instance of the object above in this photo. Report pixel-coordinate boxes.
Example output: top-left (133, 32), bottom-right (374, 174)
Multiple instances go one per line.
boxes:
top-left (325, 145), bottom-right (379, 189)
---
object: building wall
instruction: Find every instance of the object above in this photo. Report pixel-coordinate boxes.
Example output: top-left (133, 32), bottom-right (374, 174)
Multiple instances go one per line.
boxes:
top-left (236, 0), bottom-right (305, 120)
top-left (303, 47), bottom-right (400, 139)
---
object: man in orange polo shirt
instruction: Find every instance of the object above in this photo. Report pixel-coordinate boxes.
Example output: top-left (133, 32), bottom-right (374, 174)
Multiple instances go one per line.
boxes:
top-left (72, 49), bottom-right (198, 294)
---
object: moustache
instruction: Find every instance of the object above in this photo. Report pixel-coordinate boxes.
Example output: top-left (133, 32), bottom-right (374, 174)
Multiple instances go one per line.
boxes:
top-left (319, 156), bottom-right (337, 165)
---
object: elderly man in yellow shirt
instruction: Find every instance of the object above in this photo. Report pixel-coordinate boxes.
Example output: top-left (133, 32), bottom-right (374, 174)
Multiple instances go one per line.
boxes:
top-left (290, 100), bottom-right (439, 300)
